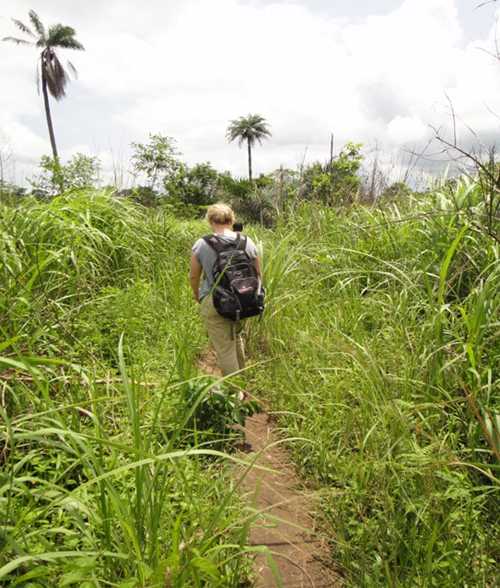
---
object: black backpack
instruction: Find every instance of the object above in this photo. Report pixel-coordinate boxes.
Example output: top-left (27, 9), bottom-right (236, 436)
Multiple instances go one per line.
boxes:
top-left (203, 234), bottom-right (265, 321)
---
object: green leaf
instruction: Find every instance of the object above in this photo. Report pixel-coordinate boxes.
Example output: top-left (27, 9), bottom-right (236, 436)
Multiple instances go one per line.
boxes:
top-left (192, 555), bottom-right (219, 579)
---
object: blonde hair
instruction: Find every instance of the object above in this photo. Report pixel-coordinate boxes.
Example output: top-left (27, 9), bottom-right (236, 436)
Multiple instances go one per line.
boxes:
top-left (206, 203), bottom-right (235, 226)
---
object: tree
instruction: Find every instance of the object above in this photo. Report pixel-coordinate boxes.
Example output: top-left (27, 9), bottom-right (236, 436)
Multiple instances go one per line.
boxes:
top-left (30, 153), bottom-right (101, 197)
top-left (165, 162), bottom-right (220, 205)
top-left (301, 142), bottom-right (363, 206)
top-left (226, 114), bottom-right (271, 181)
top-left (131, 134), bottom-right (181, 193)
top-left (3, 10), bottom-right (84, 166)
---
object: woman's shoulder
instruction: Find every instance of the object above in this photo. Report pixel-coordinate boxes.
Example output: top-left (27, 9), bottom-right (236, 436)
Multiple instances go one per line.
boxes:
top-left (243, 234), bottom-right (258, 256)
top-left (192, 237), bottom-right (207, 252)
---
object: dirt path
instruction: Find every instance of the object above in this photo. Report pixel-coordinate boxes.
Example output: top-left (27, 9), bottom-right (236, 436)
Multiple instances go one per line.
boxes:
top-left (199, 350), bottom-right (342, 587)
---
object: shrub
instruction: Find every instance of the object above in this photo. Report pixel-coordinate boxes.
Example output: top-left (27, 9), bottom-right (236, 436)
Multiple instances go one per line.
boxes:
top-left (29, 153), bottom-right (101, 196)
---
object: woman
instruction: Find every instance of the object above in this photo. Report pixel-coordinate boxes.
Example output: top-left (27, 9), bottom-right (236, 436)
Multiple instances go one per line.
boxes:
top-left (190, 203), bottom-right (262, 375)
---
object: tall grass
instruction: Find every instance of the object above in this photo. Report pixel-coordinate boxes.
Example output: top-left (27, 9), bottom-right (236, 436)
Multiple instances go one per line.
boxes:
top-left (1, 184), bottom-right (498, 586)
top-left (0, 192), bottom-right (253, 586)
top-left (246, 180), bottom-right (499, 586)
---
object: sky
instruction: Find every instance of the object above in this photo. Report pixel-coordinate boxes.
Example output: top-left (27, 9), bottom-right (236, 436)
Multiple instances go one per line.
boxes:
top-left (0, 0), bottom-right (499, 186)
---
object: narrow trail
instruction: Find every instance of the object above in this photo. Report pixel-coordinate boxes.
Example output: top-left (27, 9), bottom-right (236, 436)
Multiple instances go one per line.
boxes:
top-left (199, 349), bottom-right (342, 588)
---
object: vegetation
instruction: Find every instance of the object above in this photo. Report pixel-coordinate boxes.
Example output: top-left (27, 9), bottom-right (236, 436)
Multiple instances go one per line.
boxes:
top-left (0, 192), bottom-right (258, 586)
top-left (131, 134), bottom-right (181, 194)
top-left (300, 142), bottom-right (364, 206)
top-left (1, 0), bottom-right (498, 583)
top-left (248, 179), bottom-right (499, 585)
top-left (0, 161), bottom-right (498, 585)
top-left (7, 136), bottom-right (369, 224)
top-left (2, 10), bottom-right (84, 167)
top-left (226, 115), bottom-right (272, 182)
top-left (30, 153), bottom-right (101, 197)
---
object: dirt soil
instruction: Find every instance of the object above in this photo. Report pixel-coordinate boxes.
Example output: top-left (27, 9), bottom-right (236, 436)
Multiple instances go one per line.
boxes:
top-left (198, 349), bottom-right (343, 587)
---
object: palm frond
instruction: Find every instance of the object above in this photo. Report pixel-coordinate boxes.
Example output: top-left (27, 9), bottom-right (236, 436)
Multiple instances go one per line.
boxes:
top-left (28, 10), bottom-right (46, 40)
top-left (2, 36), bottom-right (33, 45)
top-left (12, 19), bottom-right (34, 37)
top-left (67, 60), bottom-right (78, 79)
top-left (47, 24), bottom-right (84, 50)
top-left (226, 114), bottom-right (272, 147)
top-left (59, 37), bottom-right (85, 51)
top-left (43, 49), bottom-right (69, 100)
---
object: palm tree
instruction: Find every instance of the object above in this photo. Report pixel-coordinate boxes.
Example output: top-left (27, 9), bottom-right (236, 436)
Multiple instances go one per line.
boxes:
top-left (3, 10), bottom-right (84, 162)
top-left (226, 114), bottom-right (271, 181)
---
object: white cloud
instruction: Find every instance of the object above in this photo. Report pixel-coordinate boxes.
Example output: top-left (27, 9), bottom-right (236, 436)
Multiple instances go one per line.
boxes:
top-left (387, 115), bottom-right (429, 144)
top-left (0, 116), bottom-right (46, 161)
top-left (1, 0), bottom-right (499, 182)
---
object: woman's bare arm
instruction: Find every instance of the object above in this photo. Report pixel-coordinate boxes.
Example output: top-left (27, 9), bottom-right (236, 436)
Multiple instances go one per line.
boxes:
top-left (254, 256), bottom-right (262, 279)
top-left (189, 254), bottom-right (202, 303)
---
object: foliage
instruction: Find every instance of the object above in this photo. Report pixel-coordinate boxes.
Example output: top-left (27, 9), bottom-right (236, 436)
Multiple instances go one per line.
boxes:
top-left (165, 162), bottom-right (220, 206)
top-left (226, 114), bottom-right (271, 148)
top-left (131, 134), bottom-right (181, 192)
top-left (3, 10), bottom-right (84, 100)
top-left (380, 180), bottom-right (412, 201)
top-left (218, 172), bottom-right (254, 200)
top-left (0, 192), bottom-right (253, 586)
top-left (438, 168), bottom-right (500, 243)
top-left (301, 142), bottom-right (363, 205)
top-left (117, 185), bottom-right (159, 207)
top-left (29, 153), bottom-right (101, 196)
top-left (226, 114), bottom-right (272, 181)
top-left (219, 173), bottom-right (287, 226)
top-left (245, 177), bottom-right (499, 586)
top-left (0, 181), bottom-right (26, 203)
top-left (3, 10), bottom-right (84, 162)
top-left (228, 180), bottom-right (276, 227)
top-left (178, 377), bottom-right (259, 445)
top-left (0, 176), bottom-right (498, 586)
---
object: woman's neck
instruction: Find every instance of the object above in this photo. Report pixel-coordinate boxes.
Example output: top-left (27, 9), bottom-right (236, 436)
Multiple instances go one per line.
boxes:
top-left (213, 225), bottom-right (233, 235)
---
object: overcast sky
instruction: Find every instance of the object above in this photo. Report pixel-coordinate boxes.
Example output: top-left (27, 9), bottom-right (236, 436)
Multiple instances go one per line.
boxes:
top-left (1, 0), bottom-right (499, 185)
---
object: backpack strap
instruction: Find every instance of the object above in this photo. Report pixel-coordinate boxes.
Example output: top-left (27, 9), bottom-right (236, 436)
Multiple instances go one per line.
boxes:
top-left (203, 234), bottom-right (245, 253)
top-left (237, 235), bottom-right (247, 251)
top-left (202, 234), bottom-right (225, 254)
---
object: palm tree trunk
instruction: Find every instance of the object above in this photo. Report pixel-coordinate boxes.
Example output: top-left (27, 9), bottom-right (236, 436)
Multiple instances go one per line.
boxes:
top-left (247, 139), bottom-right (252, 182)
top-left (42, 70), bottom-right (64, 192)
top-left (42, 73), bottom-right (59, 161)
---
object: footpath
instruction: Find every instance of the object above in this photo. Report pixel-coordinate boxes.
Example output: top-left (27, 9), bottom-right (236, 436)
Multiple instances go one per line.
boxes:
top-left (200, 350), bottom-right (342, 588)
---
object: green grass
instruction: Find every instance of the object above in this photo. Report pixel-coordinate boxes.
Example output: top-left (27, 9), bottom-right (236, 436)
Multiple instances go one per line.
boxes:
top-left (1, 183), bottom-right (498, 586)
top-left (245, 182), bottom-right (499, 586)
top-left (0, 192), bottom-right (256, 587)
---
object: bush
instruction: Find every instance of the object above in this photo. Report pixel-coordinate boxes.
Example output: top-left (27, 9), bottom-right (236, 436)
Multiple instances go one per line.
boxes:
top-left (29, 153), bottom-right (101, 196)
top-left (300, 142), bottom-right (363, 205)
top-left (165, 162), bottom-right (219, 206)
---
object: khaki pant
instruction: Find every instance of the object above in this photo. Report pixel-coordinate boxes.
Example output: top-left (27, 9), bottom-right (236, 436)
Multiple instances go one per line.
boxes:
top-left (200, 295), bottom-right (245, 376)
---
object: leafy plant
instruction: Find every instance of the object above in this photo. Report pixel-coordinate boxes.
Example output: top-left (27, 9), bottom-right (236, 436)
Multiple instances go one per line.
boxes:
top-left (30, 153), bottom-right (101, 196)
top-left (179, 377), bottom-right (259, 443)
top-left (245, 179), bottom-right (499, 585)
top-left (165, 161), bottom-right (220, 206)
top-left (131, 134), bottom-right (181, 193)
top-left (300, 141), bottom-right (363, 206)
top-left (0, 191), bottom-right (252, 586)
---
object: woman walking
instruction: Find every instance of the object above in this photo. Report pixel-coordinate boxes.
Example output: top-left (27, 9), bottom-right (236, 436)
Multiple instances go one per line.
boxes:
top-left (190, 203), bottom-right (262, 375)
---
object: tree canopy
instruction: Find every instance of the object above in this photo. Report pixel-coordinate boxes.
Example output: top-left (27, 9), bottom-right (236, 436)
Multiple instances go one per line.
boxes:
top-left (3, 10), bottom-right (84, 101)
top-left (226, 114), bottom-right (271, 148)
